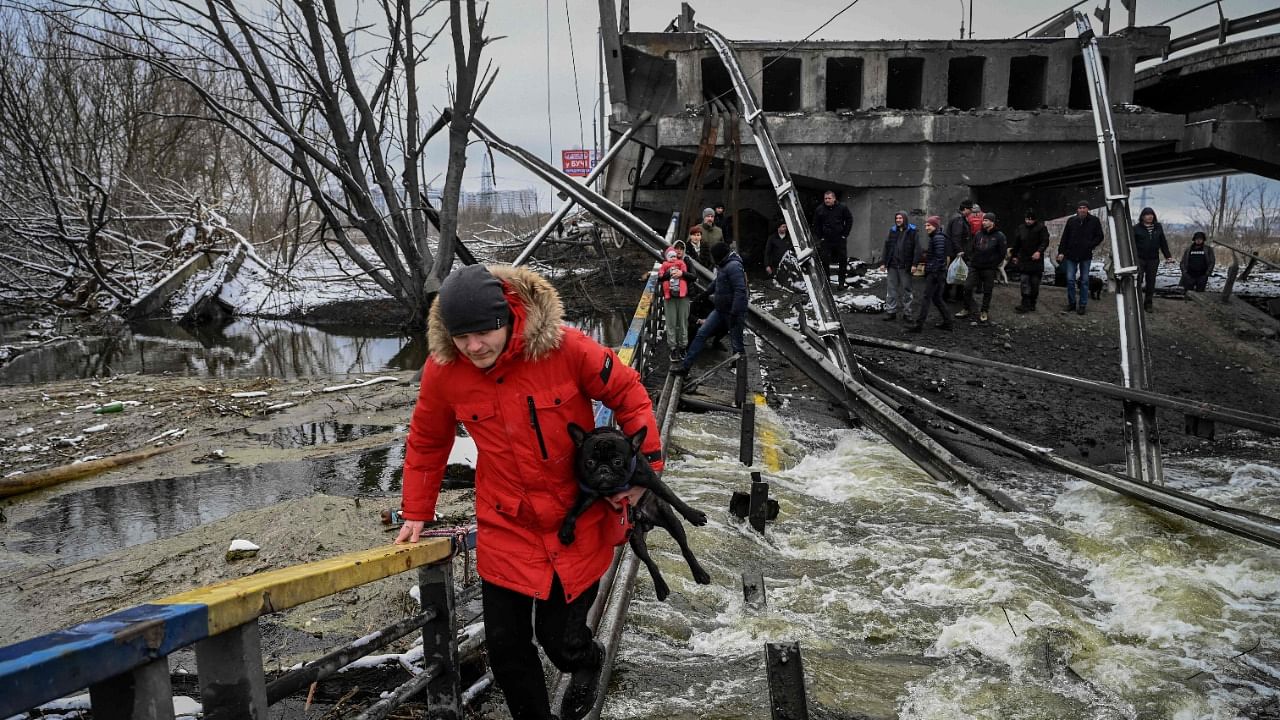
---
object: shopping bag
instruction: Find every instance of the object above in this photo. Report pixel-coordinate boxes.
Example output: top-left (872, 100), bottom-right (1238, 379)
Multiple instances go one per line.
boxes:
top-left (947, 256), bottom-right (968, 284)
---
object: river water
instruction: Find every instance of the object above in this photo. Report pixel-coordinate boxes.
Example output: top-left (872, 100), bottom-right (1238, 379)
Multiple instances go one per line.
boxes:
top-left (608, 406), bottom-right (1280, 719)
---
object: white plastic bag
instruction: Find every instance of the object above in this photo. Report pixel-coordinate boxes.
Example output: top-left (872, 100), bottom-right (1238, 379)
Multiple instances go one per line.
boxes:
top-left (947, 256), bottom-right (969, 285)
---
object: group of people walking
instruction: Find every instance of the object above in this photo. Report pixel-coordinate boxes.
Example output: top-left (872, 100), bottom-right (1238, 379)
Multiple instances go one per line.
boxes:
top-left (878, 198), bottom-right (1219, 334)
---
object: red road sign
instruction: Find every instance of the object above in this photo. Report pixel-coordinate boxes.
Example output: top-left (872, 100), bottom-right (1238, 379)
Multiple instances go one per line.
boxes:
top-left (561, 149), bottom-right (595, 176)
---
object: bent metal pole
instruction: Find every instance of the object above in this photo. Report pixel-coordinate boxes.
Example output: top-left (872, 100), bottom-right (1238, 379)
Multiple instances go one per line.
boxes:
top-left (1076, 13), bottom-right (1164, 486)
top-left (697, 22), bottom-right (858, 380)
top-left (514, 112), bottom-right (654, 267)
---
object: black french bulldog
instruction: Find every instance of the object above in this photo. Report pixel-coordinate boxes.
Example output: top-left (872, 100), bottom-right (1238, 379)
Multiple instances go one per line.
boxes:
top-left (560, 423), bottom-right (712, 601)
top-left (1089, 275), bottom-right (1104, 300)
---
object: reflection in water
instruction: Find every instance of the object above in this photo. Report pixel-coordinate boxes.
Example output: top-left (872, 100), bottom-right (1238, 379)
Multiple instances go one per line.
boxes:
top-left (0, 310), bottom-right (632, 385)
top-left (248, 422), bottom-right (401, 448)
top-left (12, 441), bottom-right (407, 567)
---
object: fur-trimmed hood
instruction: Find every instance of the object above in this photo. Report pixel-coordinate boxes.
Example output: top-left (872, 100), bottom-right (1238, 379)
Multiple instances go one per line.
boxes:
top-left (427, 264), bottom-right (564, 364)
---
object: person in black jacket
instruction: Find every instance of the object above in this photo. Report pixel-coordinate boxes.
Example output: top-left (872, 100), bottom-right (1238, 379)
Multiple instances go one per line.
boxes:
top-left (1010, 210), bottom-right (1050, 313)
top-left (675, 242), bottom-right (747, 374)
top-left (955, 213), bottom-right (1008, 324)
top-left (764, 221), bottom-right (791, 281)
top-left (1132, 206), bottom-right (1175, 312)
top-left (943, 200), bottom-right (975, 302)
top-left (812, 190), bottom-right (852, 287)
top-left (907, 215), bottom-right (953, 333)
top-left (1055, 200), bottom-right (1104, 315)
top-left (1180, 231), bottom-right (1216, 291)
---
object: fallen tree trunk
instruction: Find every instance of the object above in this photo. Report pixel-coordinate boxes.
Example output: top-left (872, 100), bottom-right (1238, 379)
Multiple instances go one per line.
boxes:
top-left (0, 442), bottom-right (187, 498)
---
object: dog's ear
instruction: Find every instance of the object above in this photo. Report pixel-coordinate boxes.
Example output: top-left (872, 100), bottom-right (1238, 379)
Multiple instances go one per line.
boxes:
top-left (567, 423), bottom-right (589, 447)
top-left (627, 425), bottom-right (647, 454)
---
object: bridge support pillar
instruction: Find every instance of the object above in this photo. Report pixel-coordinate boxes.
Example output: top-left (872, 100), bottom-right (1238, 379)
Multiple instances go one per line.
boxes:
top-left (195, 622), bottom-right (268, 720)
top-left (90, 658), bottom-right (175, 720)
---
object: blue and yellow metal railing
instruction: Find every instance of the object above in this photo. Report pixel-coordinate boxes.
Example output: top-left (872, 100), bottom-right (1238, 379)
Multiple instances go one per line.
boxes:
top-left (0, 534), bottom-right (474, 720)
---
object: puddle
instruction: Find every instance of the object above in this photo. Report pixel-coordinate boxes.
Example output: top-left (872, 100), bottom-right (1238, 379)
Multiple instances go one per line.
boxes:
top-left (6, 433), bottom-right (479, 568)
top-left (8, 444), bottom-right (408, 567)
top-left (246, 421), bottom-right (401, 448)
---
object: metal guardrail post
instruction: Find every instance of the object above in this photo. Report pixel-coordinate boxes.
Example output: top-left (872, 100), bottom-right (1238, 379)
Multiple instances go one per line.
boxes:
top-left (739, 400), bottom-right (756, 466)
top-left (765, 642), bottom-right (809, 720)
top-left (742, 572), bottom-right (766, 609)
top-left (195, 622), bottom-right (269, 720)
top-left (420, 560), bottom-right (460, 719)
top-left (89, 659), bottom-right (175, 720)
top-left (749, 473), bottom-right (771, 533)
top-left (1077, 13), bottom-right (1164, 486)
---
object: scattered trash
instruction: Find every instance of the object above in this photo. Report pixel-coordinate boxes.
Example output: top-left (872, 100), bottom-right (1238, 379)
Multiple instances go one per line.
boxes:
top-left (15, 427), bottom-right (34, 438)
top-left (322, 376), bottom-right (398, 393)
top-left (192, 449), bottom-right (229, 464)
top-left (264, 402), bottom-right (296, 413)
top-left (82, 424), bottom-right (109, 433)
top-left (93, 402), bottom-right (124, 414)
top-left (147, 428), bottom-right (188, 444)
top-left (226, 538), bottom-right (260, 562)
top-left (231, 391), bottom-right (269, 398)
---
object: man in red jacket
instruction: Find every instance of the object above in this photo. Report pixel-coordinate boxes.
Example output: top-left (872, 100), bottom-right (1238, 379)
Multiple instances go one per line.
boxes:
top-left (396, 264), bottom-right (662, 720)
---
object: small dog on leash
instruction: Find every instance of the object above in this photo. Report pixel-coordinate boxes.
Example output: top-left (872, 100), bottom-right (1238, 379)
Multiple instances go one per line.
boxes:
top-left (561, 424), bottom-right (711, 600)
top-left (995, 258), bottom-right (1009, 284)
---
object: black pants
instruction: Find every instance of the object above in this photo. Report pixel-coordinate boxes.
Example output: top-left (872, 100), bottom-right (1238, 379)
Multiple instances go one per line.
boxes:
top-left (819, 239), bottom-right (847, 285)
top-left (483, 575), bottom-right (601, 720)
top-left (1020, 271), bottom-right (1042, 307)
top-left (916, 270), bottom-right (947, 324)
top-left (1137, 257), bottom-right (1160, 305)
top-left (1182, 272), bottom-right (1208, 292)
top-left (963, 267), bottom-right (997, 312)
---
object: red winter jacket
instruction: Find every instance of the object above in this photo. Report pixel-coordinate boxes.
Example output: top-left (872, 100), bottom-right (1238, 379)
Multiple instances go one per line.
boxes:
top-left (402, 266), bottom-right (663, 602)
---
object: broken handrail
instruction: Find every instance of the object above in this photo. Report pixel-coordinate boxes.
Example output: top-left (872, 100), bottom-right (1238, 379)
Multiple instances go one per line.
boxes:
top-left (844, 332), bottom-right (1280, 437)
top-left (696, 22), bottom-right (858, 380)
top-left (746, 307), bottom-right (1022, 512)
top-left (1211, 237), bottom-right (1280, 272)
top-left (863, 371), bottom-right (1280, 550)
top-left (514, 112), bottom-right (653, 267)
top-left (1079, 12), bottom-right (1164, 486)
top-left (1167, 6), bottom-right (1280, 54)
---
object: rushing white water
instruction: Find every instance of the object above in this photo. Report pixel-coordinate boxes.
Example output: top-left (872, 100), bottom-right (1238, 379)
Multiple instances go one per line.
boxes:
top-left (605, 405), bottom-right (1280, 719)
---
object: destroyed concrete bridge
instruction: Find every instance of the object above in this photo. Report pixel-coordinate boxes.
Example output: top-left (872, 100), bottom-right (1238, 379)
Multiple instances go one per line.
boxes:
top-left (599, 2), bottom-right (1280, 260)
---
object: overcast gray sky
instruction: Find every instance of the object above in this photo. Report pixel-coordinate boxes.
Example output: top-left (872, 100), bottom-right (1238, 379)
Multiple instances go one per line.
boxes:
top-left (415, 0), bottom-right (1278, 222)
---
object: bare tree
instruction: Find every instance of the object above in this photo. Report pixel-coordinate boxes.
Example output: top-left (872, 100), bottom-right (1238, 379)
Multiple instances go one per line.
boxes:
top-left (1242, 179), bottom-right (1278, 249)
top-left (46, 0), bottom-right (495, 326)
top-left (1187, 176), bottom-right (1251, 244)
top-left (0, 9), bottom-right (258, 311)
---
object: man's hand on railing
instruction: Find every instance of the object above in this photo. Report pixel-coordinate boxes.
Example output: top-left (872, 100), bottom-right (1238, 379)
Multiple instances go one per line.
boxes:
top-left (395, 520), bottom-right (426, 544)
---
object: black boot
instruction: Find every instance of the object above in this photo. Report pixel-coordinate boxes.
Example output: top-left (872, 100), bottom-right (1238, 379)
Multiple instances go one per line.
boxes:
top-left (1015, 295), bottom-right (1030, 313)
top-left (562, 641), bottom-right (606, 720)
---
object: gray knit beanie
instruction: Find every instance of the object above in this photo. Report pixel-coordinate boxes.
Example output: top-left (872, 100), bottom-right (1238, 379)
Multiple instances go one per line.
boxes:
top-left (702, 208), bottom-right (715, 221)
top-left (438, 264), bottom-right (510, 336)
